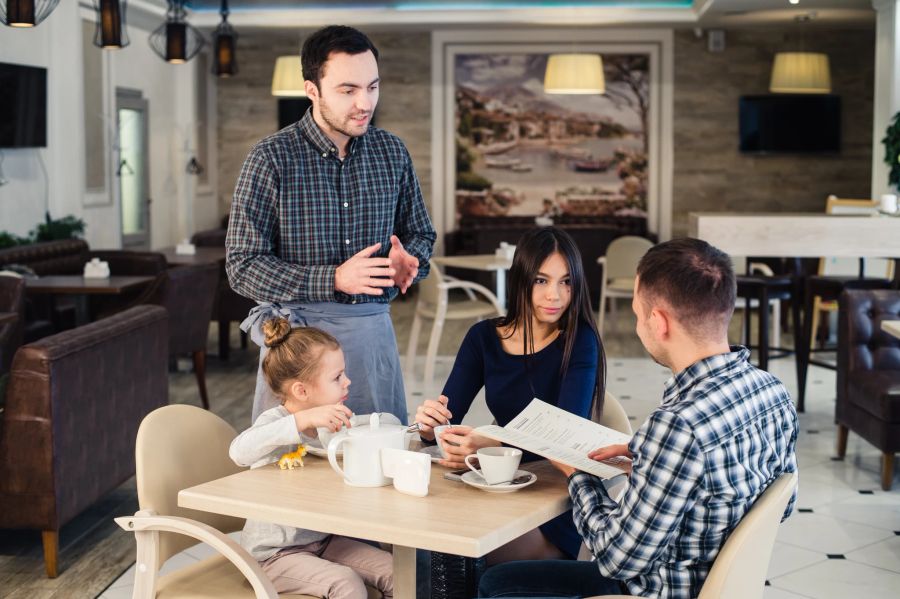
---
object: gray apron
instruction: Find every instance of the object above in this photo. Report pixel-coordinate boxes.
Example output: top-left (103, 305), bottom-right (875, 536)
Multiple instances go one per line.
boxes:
top-left (241, 302), bottom-right (408, 425)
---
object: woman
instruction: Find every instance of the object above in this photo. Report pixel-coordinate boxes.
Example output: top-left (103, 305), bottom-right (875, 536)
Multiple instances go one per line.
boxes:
top-left (414, 226), bottom-right (606, 563)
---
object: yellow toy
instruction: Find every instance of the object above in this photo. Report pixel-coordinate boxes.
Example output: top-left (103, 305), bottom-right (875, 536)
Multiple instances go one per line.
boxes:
top-left (277, 444), bottom-right (308, 470)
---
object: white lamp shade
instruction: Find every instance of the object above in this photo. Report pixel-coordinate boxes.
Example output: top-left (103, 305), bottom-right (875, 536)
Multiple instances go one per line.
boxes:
top-left (769, 52), bottom-right (831, 94)
top-left (271, 55), bottom-right (306, 97)
top-left (543, 53), bottom-right (605, 95)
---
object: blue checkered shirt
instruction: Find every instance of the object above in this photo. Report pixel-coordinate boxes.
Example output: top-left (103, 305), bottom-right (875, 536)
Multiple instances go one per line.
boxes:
top-left (570, 347), bottom-right (798, 598)
top-left (226, 109), bottom-right (436, 304)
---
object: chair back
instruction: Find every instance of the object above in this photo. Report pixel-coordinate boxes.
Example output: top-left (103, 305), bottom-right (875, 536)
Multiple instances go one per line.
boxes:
top-left (418, 260), bottom-right (446, 308)
top-left (697, 472), bottom-right (797, 599)
top-left (604, 236), bottom-right (653, 281)
top-left (150, 263), bottom-right (220, 355)
top-left (135, 404), bottom-right (246, 564)
top-left (594, 391), bottom-right (633, 435)
top-left (822, 196), bottom-right (893, 278)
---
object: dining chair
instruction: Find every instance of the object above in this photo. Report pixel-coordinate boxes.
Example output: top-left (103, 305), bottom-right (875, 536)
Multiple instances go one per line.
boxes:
top-left (116, 404), bottom-right (382, 599)
top-left (586, 472), bottom-right (797, 599)
top-left (596, 236), bottom-right (654, 335)
top-left (405, 259), bottom-right (503, 387)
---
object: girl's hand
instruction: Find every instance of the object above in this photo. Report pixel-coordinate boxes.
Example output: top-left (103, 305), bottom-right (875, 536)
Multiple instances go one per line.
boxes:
top-left (436, 425), bottom-right (501, 468)
top-left (414, 395), bottom-right (452, 440)
top-left (294, 404), bottom-right (353, 433)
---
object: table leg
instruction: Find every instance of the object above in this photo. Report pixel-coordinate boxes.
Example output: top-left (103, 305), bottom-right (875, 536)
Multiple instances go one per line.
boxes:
top-left (394, 545), bottom-right (416, 599)
top-left (494, 269), bottom-right (507, 311)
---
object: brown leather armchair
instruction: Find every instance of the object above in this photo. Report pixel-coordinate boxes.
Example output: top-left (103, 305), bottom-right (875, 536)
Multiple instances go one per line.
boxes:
top-left (0, 305), bottom-right (168, 577)
top-left (0, 276), bottom-right (25, 377)
top-left (837, 289), bottom-right (900, 490)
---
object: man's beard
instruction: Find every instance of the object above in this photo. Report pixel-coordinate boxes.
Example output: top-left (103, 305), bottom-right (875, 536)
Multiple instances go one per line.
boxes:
top-left (319, 98), bottom-right (370, 139)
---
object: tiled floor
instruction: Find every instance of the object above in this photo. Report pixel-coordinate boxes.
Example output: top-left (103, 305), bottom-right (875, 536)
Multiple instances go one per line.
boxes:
top-left (100, 346), bottom-right (900, 599)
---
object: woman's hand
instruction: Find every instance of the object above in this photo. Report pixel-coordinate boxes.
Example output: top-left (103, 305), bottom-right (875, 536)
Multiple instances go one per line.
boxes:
top-left (414, 395), bottom-right (452, 441)
top-left (436, 425), bottom-right (501, 468)
top-left (294, 403), bottom-right (353, 433)
top-left (587, 444), bottom-right (633, 475)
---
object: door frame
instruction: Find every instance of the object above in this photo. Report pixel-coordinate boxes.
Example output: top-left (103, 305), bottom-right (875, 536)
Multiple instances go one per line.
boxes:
top-left (115, 87), bottom-right (151, 249)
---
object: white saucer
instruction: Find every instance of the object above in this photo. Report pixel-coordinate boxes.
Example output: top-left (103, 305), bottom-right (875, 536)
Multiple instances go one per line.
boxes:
top-left (460, 469), bottom-right (537, 493)
top-left (304, 442), bottom-right (335, 458)
top-left (418, 445), bottom-right (444, 463)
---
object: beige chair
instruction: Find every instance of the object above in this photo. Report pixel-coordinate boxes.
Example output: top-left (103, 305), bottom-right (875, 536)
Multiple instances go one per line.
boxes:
top-left (116, 404), bottom-right (380, 599)
top-left (586, 471), bottom-right (798, 599)
top-left (405, 259), bottom-right (503, 386)
top-left (597, 237), bottom-right (654, 334)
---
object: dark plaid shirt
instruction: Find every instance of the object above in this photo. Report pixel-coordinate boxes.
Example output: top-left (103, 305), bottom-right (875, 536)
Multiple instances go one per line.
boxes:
top-left (226, 109), bottom-right (436, 304)
top-left (570, 347), bottom-right (798, 599)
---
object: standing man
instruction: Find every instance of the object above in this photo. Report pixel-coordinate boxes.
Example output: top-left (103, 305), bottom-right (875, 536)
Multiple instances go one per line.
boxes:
top-left (227, 26), bottom-right (436, 423)
top-left (479, 238), bottom-right (799, 598)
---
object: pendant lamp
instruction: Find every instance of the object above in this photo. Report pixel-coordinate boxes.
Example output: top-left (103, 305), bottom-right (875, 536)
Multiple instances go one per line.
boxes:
top-left (93, 0), bottom-right (129, 49)
top-left (1, 0), bottom-right (59, 27)
top-left (271, 56), bottom-right (307, 97)
top-left (543, 54), bottom-right (605, 95)
top-left (149, 0), bottom-right (205, 64)
top-left (770, 14), bottom-right (831, 94)
top-left (211, 0), bottom-right (237, 77)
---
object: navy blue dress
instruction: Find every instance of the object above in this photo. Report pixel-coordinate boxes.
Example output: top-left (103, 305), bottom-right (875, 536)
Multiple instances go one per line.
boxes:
top-left (441, 318), bottom-right (600, 559)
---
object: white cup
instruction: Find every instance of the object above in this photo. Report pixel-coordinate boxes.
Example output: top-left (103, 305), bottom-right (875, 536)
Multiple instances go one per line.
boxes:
top-left (881, 194), bottom-right (898, 214)
top-left (381, 448), bottom-right (431, 497)
top-left (433, 424), bottom-right (452, 458)
top-left (465, 447), bottom-right (522, 485)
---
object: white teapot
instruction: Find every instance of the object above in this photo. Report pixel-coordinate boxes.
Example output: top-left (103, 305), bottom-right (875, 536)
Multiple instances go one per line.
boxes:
top-left (327, 413), bottom-right (407, 487)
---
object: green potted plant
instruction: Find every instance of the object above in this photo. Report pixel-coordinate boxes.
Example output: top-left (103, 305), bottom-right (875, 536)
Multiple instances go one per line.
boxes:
top-left (882, 111), bottom-right (900, 188)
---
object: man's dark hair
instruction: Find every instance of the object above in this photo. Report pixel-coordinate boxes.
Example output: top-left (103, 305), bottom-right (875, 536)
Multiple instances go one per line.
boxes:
top-left (301, 26), bottom-right (379, 88)
top-left (636, 238), bottom-right (736, 339)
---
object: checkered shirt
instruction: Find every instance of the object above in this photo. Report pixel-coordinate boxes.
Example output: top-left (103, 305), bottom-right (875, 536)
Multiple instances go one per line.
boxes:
top-left (226, 109), bottom-right (436, 304)
top-left (569, 347), bottom-right (798, 599)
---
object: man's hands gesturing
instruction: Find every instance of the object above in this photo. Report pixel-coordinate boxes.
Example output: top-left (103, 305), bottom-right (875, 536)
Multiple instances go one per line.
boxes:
top-left (335, 243), bottom-right (396, 296)
top-left (388, 235), bottom-right (419, 294)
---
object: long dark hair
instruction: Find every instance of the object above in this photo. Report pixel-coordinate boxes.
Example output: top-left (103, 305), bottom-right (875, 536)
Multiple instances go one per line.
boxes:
top-left (496, 227), bottom-right (606, 417)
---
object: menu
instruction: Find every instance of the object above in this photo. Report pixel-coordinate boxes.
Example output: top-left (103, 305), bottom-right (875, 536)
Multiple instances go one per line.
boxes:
top-left (475, 398), bottom-right (633, 479)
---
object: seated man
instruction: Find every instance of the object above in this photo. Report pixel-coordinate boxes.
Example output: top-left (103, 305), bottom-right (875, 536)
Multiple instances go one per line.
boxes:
top-left (479, 238), bottom-right (798, 599)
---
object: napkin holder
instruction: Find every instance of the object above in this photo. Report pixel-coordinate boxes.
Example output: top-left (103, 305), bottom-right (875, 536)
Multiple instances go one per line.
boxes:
top-left (494, 242), bottom-right (515, 262)
top-left (175, 239), bottom-right (196, 255)
top-left (83, 257), bottom-right (110, 279)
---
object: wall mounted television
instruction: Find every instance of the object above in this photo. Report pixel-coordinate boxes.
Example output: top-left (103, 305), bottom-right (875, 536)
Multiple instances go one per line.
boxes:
top-left (739, 94), bottom-right (841, 154)
top-left (0, 62), bottom-right (47, 148)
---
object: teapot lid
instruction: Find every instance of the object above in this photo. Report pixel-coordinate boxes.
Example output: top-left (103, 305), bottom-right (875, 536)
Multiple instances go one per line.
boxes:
top-left (347, 412), bottom-right (405, 437)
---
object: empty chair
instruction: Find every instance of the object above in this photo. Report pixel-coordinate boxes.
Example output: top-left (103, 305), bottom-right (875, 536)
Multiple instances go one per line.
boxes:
top-left (405, 260), bottom-right (503, 386)
top-left (116, 404), bottom-right (379, 598)
top-left (587, 472), bottom-right (797, 599)
top-left (596, 236), bottom-right (653, 334)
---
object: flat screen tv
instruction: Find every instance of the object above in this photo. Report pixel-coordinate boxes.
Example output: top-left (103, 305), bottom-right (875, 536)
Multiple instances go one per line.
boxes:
top-left (0, 62), bottom-right (47, 148)
top-left (739, 94), bottom-right (840, 154)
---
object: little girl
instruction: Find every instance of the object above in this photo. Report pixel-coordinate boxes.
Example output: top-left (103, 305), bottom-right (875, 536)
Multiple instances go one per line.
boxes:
top-left (229, 317), bottom-right (394, 599)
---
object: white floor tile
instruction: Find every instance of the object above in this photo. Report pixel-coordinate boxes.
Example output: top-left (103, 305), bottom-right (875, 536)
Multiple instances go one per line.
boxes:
top-left (763, 586), bottom-right (815, 599)
top-left (777, 513), bottom-right (893, 555)
top-left (816, 496), bottom-right (900, 532)
top-left (771, 559), bottom-right (900, 599)
top-left (792, 476), bottom-right (858, 509)
top-left (845, 535), bottom-right (900, 574)
top-left (767, 542), bottom-right (828, 579)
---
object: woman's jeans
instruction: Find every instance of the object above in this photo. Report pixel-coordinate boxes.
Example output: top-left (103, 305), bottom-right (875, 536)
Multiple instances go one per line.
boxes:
top-left (477, 560), bottom-right (630, 598)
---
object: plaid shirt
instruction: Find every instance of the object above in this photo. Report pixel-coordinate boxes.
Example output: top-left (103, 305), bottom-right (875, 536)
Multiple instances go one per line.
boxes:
top-left (226, 109), bottom-right (436, 304)
top-left (570, 347), bottom-right (798, 599)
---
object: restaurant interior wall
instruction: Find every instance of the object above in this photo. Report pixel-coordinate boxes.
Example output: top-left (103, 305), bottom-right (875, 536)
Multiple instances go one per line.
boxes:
top-left (0, 2), bottom-right (220, 250)
top-left (215, 24), bottom-right (875, 240)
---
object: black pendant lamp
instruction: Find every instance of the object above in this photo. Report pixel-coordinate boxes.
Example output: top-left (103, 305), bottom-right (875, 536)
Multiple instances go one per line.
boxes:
top-left (149, 0), bottom-right (205, 64)
top-left (211, 0), bottom-right (237, 77)
top-left (1, 0), bottom-right (59, 27)
top-left (93, 0), bottom-right (129, 49)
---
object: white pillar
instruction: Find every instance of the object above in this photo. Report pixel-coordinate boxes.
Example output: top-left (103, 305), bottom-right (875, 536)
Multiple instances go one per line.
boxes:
top-left (872, 0), bottom-right (900, 197)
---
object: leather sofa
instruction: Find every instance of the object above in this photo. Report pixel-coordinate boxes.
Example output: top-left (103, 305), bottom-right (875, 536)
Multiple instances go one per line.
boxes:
top-left (0, 276), bottom-right (24, 377)
top-left (837, 289), bottom-right (900, 490)
top-left (0, 305), bottom-right (169, 577)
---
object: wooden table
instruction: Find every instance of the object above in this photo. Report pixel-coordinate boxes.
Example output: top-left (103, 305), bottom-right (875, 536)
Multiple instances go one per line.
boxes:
top-left (0, 312), bottom-right (18, 326)
top-left (25, 275), bottom-right (156, 324)
top-left (881, 320), bottom-right (900, 340)
top-left (433, 254), bottom-right (513, 309)
top-left (157, 246), bottom-right (226, 267)
top-left (179, 458), bottom-right (570, 598)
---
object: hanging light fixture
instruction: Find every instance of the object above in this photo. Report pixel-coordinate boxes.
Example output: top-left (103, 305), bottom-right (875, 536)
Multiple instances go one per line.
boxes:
top-left (271, 56), bottom-right (307, 97)
top-left (93, 0), bottom-right (129, 49)
top-left (149, 0), bottom-right (205, 64)
top-left (211, 0), bottom-right (237, 77)
top-left (769, 14), bottom-right (831, 94)
top-left (1, 0), bottom-right (59, 27)
top-left (543, 53), bottom-right (605, 95)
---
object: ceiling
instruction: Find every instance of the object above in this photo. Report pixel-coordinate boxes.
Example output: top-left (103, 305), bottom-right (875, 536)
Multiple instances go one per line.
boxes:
top-left (164, 0), bottom-right (874, 28)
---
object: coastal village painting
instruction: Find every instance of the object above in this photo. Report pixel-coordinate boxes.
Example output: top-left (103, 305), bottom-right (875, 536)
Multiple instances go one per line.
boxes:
top-left (454, 52), bottom-right (650, 225)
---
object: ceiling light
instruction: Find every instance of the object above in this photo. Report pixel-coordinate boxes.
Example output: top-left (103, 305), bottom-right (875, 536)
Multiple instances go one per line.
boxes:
top-left (93, 0), bottom-right (129, 49)
top-left (149, 0), bottom-right (205, 64)
top-left (769, 52), bottom-right (831, 94)
top-left (211, 0), bottom-right (237, 77)
top-left (543, 54), bottom-right (605, 95)
top-left (1, 0), bottom-right (59, 27)
top-left (271, 56), bottom-right (307, 97)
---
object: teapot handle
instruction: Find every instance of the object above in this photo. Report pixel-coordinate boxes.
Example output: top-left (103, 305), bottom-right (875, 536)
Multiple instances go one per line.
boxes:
top-left (327, 434), bottom-right (349, 479)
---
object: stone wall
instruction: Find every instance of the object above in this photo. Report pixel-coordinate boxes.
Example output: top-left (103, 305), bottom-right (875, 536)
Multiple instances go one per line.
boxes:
top-left (217, 27), bottom-right (875, 237)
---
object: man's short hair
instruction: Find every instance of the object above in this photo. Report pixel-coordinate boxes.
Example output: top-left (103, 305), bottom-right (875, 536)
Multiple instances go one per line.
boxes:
top-left (636, 238), bottom-right (736, 338)
top-left (301, 26), bottom-right (379, 88)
